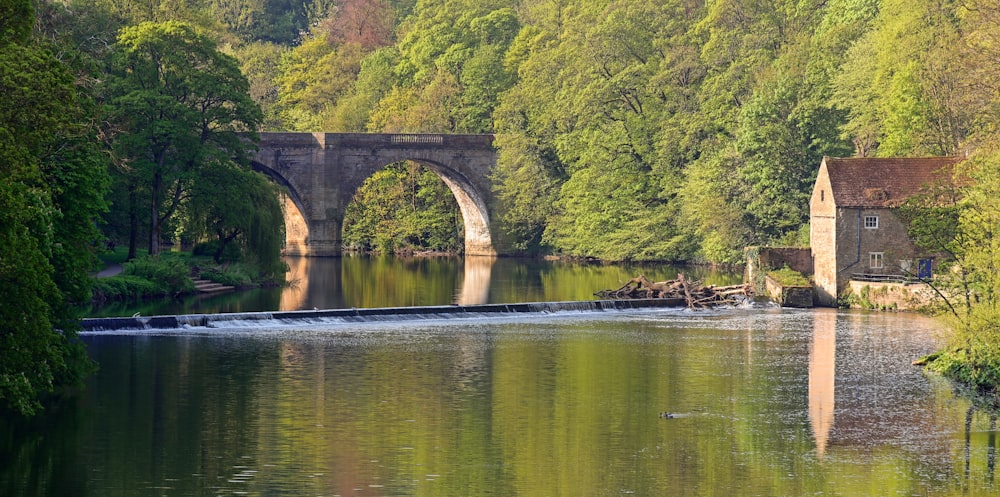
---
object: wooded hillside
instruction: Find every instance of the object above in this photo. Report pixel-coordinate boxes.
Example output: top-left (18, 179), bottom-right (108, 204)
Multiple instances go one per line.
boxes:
top-left (32, 0), bottom-right (1000, 262)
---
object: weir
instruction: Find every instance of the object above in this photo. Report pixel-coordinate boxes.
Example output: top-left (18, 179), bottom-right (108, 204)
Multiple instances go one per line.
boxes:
top-left (80, 299), bottom-right (689, 332)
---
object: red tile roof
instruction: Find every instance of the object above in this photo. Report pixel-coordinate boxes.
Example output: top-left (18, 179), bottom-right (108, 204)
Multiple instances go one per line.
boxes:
top-left (823, 156), bottom-right (960, 208)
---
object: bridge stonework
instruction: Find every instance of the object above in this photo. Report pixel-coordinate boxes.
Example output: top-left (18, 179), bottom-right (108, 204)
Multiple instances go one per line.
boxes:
top-left (251, 132), bottom-right (499, 256)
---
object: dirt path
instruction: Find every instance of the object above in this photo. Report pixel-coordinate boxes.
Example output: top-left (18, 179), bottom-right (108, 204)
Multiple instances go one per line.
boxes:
top-left (95, 264), bottom-right (123, 278)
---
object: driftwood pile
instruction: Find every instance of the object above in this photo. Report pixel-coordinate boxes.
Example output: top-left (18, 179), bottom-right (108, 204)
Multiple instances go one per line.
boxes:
top-left (595, 274), bottom-right (753, 308)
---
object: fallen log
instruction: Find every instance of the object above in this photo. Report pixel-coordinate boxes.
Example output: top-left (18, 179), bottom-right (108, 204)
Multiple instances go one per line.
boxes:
top-left (595, 275), bottom-right (753, 308)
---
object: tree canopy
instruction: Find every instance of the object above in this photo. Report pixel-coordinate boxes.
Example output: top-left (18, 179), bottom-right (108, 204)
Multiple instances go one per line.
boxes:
top-left (1, 2), bottom-right (107, 416)
top-left (109, 20), bottom-right (263, 257)
top-left (29, 0), bottom-right (1000, 264)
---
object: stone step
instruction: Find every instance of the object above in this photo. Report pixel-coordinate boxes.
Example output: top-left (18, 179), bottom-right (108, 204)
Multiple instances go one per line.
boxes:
top-left (192, 278), bottom-right (235, 293)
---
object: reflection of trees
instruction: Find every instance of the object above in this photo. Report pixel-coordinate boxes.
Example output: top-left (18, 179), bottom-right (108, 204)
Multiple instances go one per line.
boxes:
top-left (963, 405), bottom-right (998, 484)
top-left (19, 313), bottom-right (1000, 495)
top-left (339, 255), bottom-right (459, 307)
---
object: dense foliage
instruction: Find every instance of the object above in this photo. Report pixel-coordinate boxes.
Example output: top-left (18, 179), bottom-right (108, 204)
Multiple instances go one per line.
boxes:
top-left (156, 0), bottom-right (993, 263)
top-left (34, 0), bottom-right (997, 264)
top-left (342, 162), bottom-right (462, 254)
top-left (0, 0), bottom-right (105, 415)
top-left (909, 148), bottom-right (1000, 395)
top-left (1, 1), bottom-right (285, 415)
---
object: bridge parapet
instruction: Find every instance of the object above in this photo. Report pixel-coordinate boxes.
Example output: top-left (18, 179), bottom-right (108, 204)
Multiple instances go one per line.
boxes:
top-left (258, 132), bottom-right (494, 150)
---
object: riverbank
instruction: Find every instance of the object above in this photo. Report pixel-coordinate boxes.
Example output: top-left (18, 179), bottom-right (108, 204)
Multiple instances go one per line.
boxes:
top-left (90, 249), bottom-right (285, 307)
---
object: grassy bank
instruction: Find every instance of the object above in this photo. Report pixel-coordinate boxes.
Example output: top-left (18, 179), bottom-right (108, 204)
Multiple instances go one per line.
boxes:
top-left (91, 248), bottom-right (285, 305)
top-left (912, 298), bottom-right (1000, 403)
top-left (922, 329), bottom-right (1000, 401)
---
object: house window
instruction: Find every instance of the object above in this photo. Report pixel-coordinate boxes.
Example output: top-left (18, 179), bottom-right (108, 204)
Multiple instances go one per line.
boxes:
top-left (820, 190), bottom-right (824, 202)
top-left (864, 215), bottom-right (879, 229)
top-left (870, 252), bottom-right (884, 270)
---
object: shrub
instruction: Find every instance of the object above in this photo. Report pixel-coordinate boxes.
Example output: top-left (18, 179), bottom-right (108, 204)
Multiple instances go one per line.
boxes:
top-left (192, 240), bottom-right (242, 262)
top-left (91, 275), bottom-right (162, 303)
top-left (121, 256), bottom-right (194, 294)
top-left (925, 306), bottom-right (1000, 394)
top-left (200, 263), bottom-right (254, 287)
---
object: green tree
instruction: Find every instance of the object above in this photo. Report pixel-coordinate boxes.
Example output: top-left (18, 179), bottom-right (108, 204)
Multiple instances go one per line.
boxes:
top-left (489, 133), bottom-right (560, 254)
top-left (234, 41), bottom-right (288, 130)
top-left (327, 46), bottom-right (401, 131)
top-left (183, 161), bottom-right (285, 274)
top-left (919, 150), bottom-right (1000, 388)
top-left (0, 3), bottom-right (107, 416)
top-left (833, 0), bottom-right (964, 157)
top-left (342, 162), bottom-right (461, 253)
top-left (108, 21), bottom-right (262, 256)
top-left (0, 0), bottom-right (32, 43)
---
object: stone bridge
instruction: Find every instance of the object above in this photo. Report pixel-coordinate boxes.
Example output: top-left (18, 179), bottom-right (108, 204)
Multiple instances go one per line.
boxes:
top-left (251, 132), bottom-right (498, 256)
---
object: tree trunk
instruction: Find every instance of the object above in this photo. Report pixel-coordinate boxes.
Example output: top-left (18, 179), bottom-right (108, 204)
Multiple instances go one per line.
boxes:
top-left (127, 185), bottom-right (138, 261)
top-left (149, 170), bottom-right (162, 256)
top-left (214, 229), bottom-right (241, 263)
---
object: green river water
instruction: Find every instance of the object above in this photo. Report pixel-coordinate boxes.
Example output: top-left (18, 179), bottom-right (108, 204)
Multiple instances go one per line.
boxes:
top-left (3, 258), bottom-right (997, 496)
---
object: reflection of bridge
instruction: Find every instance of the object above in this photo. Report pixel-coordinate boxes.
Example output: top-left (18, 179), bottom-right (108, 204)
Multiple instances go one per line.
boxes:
top-left (279, 256), bottom-right (497, 310)
top-left (251, 132), bottom-right (499, 256)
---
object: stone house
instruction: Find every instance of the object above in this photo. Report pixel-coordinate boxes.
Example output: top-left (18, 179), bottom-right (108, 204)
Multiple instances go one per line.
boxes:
top-left (809, 156), bottom-right (959, 306)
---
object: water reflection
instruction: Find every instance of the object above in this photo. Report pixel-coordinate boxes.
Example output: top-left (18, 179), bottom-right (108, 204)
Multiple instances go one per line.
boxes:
top-left (7, 310), bottom-right (1000, 495)
top-left (280, 255), bottom-right (313, 310)
top-left (455, 256), bottom-right (495, 305)
top-left (810, 309), bottom-right (836, 458)
top-left (86, 256), bottom-right (741, 317)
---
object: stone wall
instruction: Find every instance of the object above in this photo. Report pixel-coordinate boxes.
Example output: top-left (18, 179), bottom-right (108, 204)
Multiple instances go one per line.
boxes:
top-left (845, 280), bottom-right (937, 311)
top-left (810, 163), bottom-right (837, 306)
top-left (765, 275), bottom-right (814, 308)
top-left (745, 246), bottom-right (813, 293)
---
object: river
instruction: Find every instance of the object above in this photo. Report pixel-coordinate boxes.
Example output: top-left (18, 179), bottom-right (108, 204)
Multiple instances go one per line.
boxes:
top-left (84, 255), bottom-right (742, 317)
top-left (5, 257), bottom-right (998, 495)
top-left (2, 304), bottom-right (998, 496)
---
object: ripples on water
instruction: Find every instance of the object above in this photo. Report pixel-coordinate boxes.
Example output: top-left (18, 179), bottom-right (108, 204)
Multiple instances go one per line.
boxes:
top-left (4, 307), bottom-right (1000, 496)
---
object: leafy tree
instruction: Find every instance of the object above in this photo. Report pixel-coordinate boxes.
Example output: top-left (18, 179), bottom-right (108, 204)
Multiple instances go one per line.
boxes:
top-left (833, 0), bottom-right (964, 156)
top-left (327, 46), bottom-right (402, 131)
top-left (343, 162), bottom-right (461, 253)
top-left (322, 0), bottom-right (396, 49)
top-left (678, 148), bottom-right (750, 263)
top-left (0, 3), bottom-right (107, 416)
top-left (108, 21), bottom-right (262, 256)
top-left (234, 41), bottom-right (288, 130)
top-left (183, 161), bottom-right (285, 275)
top-left (490, 133), bottom-right (560, 254)
top-left (0, 0), bottom-right (32, 43)
top-left (917, 149), bottom-right (1000, 388)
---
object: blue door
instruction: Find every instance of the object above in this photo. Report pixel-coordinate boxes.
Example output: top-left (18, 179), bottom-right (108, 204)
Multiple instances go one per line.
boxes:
top-left (917, 259), bottom-right (933, 279)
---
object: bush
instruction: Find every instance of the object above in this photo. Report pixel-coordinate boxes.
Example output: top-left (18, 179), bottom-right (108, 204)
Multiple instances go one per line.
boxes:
top-left (925, 306), bottom-right (1000, 394)
top-left (91, 275), bottom-right (162, 303)
top-left (192, 240), bottom-right (242, 262)
top-left (927, 347), bottom-right (1000, 393)
top-left (199, 263), bottom-right (254, 287)
top-left (121, 256), bottom-right (194, 294)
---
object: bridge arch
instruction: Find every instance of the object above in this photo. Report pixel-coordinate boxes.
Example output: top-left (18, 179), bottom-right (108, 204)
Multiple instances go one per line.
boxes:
top-left (251, 159), bottom-right (312, 255)
top-left (251, 132), bottom-right (499, 256)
